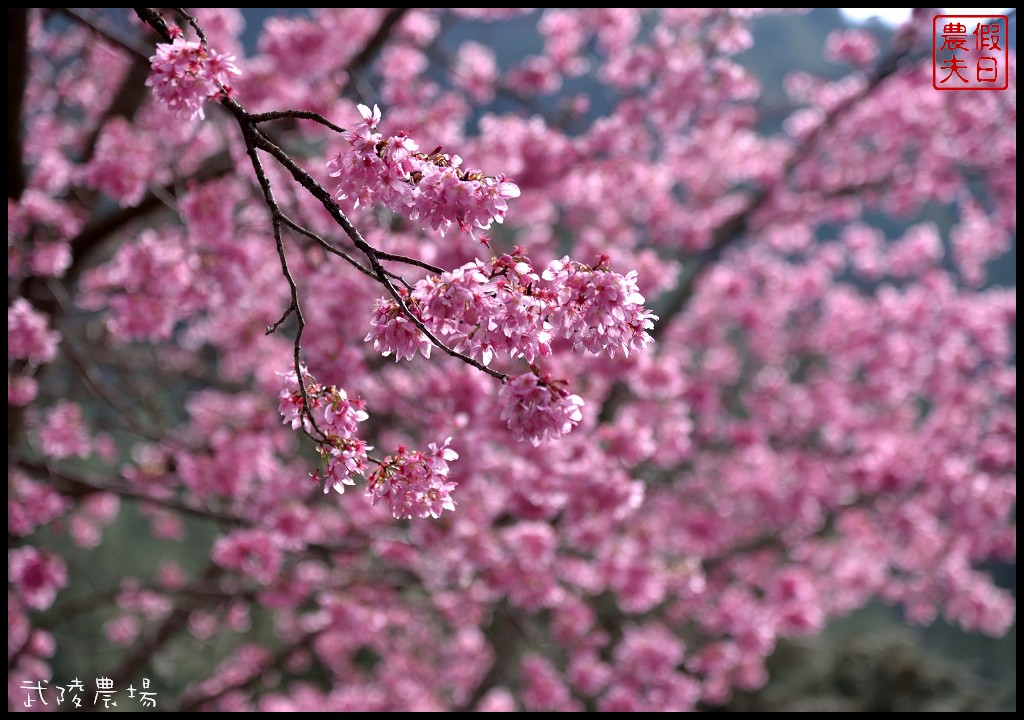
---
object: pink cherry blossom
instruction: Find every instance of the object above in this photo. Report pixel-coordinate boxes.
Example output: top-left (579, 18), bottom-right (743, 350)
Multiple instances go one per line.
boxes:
top-left (278, 366), bottom-right (371, 493)
top-left (7, 374), bottom-right (38, 406)
top-left (366, 438), bottom-right (459, 519)
top-left (364, 293), bottom-right (433, 362)
top-left (8, 8), bottom-right (1016, 714)
top-left (146, 36), bottom-right (241, 120)
top-left (8, 472), bottom-right (69, 538)
top-left (499, 371), bottom-right (585, 446)
top-left (328, 103), bottom-right (521, 238)
top-left (542, 254), bottom-right (657, 358)
top-left (8, 546), bottom-right (68, 611)
top-left (211, 529), bottom-right (284, 585)
top-left (7, 298), bottom-right (61, 365)
top-left (36, 400), bottom-right (92, 460)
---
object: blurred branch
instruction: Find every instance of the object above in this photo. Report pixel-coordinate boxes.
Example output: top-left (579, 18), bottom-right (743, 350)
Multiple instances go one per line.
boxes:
top-left (59, 8), bottom-right (152, 58)
top-left (652, 40), bottom-right (914, 341)
top-left (599, 39), bottom-right (916, 425)
top-left (456, 603), bottom-right (532, 711)
top-left (18, 459), bottom-right (249, 527)
top-left (65, 10), bottom-right (157, 166)
top-left (7, 8), bottom-right (28, 200)
top-left (339, 8), bottom-right (411, 98)
top-left (65, 149), bottom-right (234, 280)
top-left (109, 562), bottom-right (222, 689)
top-left (178, 629), bottom-right (322, 711)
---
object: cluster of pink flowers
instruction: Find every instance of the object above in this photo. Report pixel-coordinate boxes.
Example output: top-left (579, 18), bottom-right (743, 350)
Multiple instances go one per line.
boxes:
top-left (211, 529), bottom-right (283, 585)
top-left (37, 400), bottom-right (92, 461)
top-left (364, 291), bottom-right (433, 362)
top-left (8, 298), bottom-right (61, 407)
top-left (370, 250), bottom-right (656, 367)
top-left (278, 366), bottom-right (370, 494)
top-left (543, 253), bottom-right (657, 358)
top-left (499, 370), bottom-right (585, 446)
top-left (415, 252), bottom-right (554, 364)
top-left (366, 438), bottom-right (459, 519)
top-left (8, 298), bottom-right (61, 365)
top-left (8, 546), bottom-right (68, 611)
top-left (8, 473), bottom-right (70, 538)
top-left (364, 250), bottom-right (654, 445)
top-left (327, 104), bottom-right (521, 237)
top-left (278, 368), bottom-right (462, 517)
top-left (146, 36), bottom-right (240, 120)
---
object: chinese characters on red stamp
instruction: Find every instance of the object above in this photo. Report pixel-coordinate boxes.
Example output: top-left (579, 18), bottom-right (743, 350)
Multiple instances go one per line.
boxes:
top-left (933, 14), bottom-right (1009, 90)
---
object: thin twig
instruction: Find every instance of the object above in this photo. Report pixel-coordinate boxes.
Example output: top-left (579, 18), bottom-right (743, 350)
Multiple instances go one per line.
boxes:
top-left (277, 212), bottom-right (385, 284)
top-left (265, 304), bottom-right (295, 335)
top-left (247, 109), bottom-right (346, 135)
top-left (237, 122), bottom-right (328, 442)
top-left (374, 249), bottom-right (444, 275)
top-left (59, 8), bottom-right (152, 58)
top-left (173, 7), bottom-right (207, 46)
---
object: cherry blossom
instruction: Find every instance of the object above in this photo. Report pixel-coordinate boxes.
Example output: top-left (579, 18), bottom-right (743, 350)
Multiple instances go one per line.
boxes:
top-left (328, 103), bottom-right (521, 238)
top-left (7, 7), bottom-right (1015, 714)
top-left (8, 547), bottom-right (68, 612)
top-left (146, 36), bottom-right (240, 119)
top-left (366, 438), bottom-right (459, 519)
top-left (499, 370), bottom-right (586, 446)
top-left (7, 298), bottom-right (61, 365)
top-left (277, 366), bottom-right (371, 493)
top-left (364, 293), bottom-right (433, 362)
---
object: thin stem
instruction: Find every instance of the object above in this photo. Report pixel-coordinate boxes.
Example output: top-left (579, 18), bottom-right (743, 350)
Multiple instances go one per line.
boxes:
top-left (266, 304), bottom-right (295, 335)
top-left (239, 123), bottom-right (327, 442)
top-left (173, 7), bottom-right (207, 46)
top-left (374, 249), bottom-right (444, 275)
top-left (247, 109), bottom-right (345, 134)
top-left (277, 213), bottom-right (385, 284)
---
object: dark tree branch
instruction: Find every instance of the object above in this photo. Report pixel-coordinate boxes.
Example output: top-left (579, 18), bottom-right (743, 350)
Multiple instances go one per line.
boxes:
top-left (278, 213), bottom-right (388, 284)
top-left (82, 57), bottom-right (154, 161)
top-left (173, 7), bottom-right (207, 46)
top-left (65, 150), bottom-right (235, 279)
top-left (239, 121), bottom-right (328, 443)
top-left (456, 604), bottom-right (531, 711)
top-left (248, 109), bottom-right (346, 135)
top-left (374, 249), bottom-right (444, 276)
top-left (58, 8), bottom-right (152, 58)
top-left (132, 8), bottom-right (509, 388)
top-left (134, 7), bottom-right (173, 43)
top-left (652, 41), bottom-right (913, 341)
top-left (340, 8), bottom-right (411, 95)
top-left (244, 124), bottom-right (509, 382)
